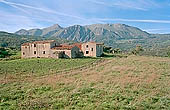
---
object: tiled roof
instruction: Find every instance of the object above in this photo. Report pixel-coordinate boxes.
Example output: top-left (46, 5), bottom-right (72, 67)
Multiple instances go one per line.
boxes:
top-left (88, 41), bottom-right (104, 45)
top-left (71, 43), bottom-right (82, 50)
top-left (32, 40), bottom-right (55, 44)
top-left (22, 40), bottom-right (55, 46)
top-left (52, 45), bottom-right (74, 50)
top-left (21, 43), bottom-right (29, 46)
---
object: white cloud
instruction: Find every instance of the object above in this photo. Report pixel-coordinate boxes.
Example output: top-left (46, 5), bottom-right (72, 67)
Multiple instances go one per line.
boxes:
top-left (144, 28), bottom-right (170, 33)
top-left (0, 0), bottom-right (85, 20)
top-left (88, 0), bottom-right (148, 11)
top-left (0, 11), bottom-right (43, 32)
top-left (0, 0), bottom-right (168, 33)
top-left (97, 18), bottom-right (170, 24)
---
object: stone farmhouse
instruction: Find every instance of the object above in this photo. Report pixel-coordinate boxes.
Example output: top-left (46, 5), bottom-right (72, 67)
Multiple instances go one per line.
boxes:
top-left (21, 40), bottom-right (104, 59)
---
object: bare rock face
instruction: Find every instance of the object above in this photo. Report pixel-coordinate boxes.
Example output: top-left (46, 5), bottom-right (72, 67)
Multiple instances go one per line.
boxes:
top-left (15, 23), bottom-right (150, 42)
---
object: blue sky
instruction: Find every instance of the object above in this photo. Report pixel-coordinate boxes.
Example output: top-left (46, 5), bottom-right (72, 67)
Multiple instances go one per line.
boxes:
top-left (0, 0), bottom-right (170, 33)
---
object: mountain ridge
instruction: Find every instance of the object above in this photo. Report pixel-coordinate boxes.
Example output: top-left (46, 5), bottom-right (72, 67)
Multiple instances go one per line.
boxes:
top-left (14, 23), bottom-right (170, 50)
top-left (15, 23), bottom-right (151, 40)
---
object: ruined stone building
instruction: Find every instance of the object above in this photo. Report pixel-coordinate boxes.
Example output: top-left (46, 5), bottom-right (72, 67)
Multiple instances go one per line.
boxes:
top-left (21, 40), bottom-right (103, 59)
top-left (81, 42), bottom-right (104, 57)
top-left (21, 40), bottom-right (57, 58)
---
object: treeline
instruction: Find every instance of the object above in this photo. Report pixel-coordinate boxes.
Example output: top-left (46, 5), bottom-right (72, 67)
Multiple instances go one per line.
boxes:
top-left (0, 47), bottom-right (17, 58)
top-left (104, 45), bottom-right (170, 57)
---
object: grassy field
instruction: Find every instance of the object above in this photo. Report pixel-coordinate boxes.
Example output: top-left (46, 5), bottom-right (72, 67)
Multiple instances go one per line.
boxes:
top-left (0, 58), bottom-right (99, 76)
top-left (0, 56), bottom-right (170, 110)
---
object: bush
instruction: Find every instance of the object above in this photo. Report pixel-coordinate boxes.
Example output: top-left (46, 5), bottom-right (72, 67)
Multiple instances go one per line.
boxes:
top-left (0, 48), bottom-right (9, 58)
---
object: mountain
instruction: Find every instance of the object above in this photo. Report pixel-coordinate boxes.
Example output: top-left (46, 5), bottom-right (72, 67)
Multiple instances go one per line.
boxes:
top-left (14, 23), bottom-right (170, 50)
top-left (53, 25), bottom-right (95, 42)
top-left (15, 23), bottom-right (150, 40)
top-left (85, 24), bottom-right (150, 39)
top-left (15, 24), bottom-right (63, 37)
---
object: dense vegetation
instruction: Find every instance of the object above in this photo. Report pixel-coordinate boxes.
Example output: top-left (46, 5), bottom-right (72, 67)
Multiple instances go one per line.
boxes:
top-left (0, 56), bottom-right (170, 109)
top-left (0, 47), bottom-right (20, 59)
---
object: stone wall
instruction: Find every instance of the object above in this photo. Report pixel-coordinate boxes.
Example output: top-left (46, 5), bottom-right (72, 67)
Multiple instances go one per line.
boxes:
top-left (50, 46), bottom-right (80, 59)
top-left (96, 44), bottom-right (103, 57)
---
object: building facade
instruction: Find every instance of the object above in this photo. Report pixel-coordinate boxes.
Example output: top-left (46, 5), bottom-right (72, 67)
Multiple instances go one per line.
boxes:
top-left (51, 45), bottom-right (81, 58)
top-left (21, 40), bottom-right (57, 58)
top-left (21, 40), bottom-right (81, 59)
top-left (81, 42), bottom-right (104, 57)
top-left (21, 40), bottom-right (104, 59)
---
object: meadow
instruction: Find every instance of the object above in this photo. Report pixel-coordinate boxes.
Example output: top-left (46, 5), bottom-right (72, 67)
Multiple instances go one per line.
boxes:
top-left (0, 56), bottom-right (170, 110)
top-left (0, 58), bottom-right (99, 76)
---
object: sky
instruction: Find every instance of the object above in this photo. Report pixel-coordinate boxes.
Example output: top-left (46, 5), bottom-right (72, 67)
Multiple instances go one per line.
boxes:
top-left (0, 0), bottom-right (170, 33)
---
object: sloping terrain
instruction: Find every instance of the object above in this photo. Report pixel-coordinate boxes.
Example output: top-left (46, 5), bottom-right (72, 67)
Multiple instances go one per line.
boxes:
top-left (0, 31), bottom-right (72, 49)
top-left (0, 56), bottom-right (170, 109)
top-left (52, 25), bottom-right (95, 42)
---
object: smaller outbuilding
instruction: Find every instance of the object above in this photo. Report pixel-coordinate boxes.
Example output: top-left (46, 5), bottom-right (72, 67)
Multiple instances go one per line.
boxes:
top-left (81, 42), bottom-right (104, 57)
top-left (51, 45), bottom-right (81, 58)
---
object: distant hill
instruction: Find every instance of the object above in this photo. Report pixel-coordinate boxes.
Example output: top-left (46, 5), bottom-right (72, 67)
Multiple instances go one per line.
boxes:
top-left (15, 24), bottom-right (63, 37)
top-left (0, 31), bottom-right (72, 49)
top-left (15, 23), bottom-right (170, 50)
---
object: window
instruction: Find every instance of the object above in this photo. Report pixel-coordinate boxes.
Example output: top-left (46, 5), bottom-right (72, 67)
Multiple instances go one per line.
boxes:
top-left (34, 51), bottom-right (36, 54)
top-left (86, 51), bottom-right (89, 54)
top-left (91, 48), bottom-right (93, 51)
top-left (34, 44), bottom-right (36, 47)
top-left (43, 51), bottom-right (46, 54)
top-left (86, 45), bottom-right (88, 48)
top-left (23, 52), bottom-right (25, 55)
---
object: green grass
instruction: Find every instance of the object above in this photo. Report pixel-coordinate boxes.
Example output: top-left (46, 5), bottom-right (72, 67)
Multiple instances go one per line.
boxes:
top-left (0, 56), bottom-right (170, 110)
top-left (0, 58), bottom-right (98, 76)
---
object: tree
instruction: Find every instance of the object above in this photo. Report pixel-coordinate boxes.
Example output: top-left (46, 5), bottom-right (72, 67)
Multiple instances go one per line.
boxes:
top-left (167, 51), bottom-right (170, 57)
top-left (103, 46), bottom-right (112, 53)
top-left (131, 45), bottom-right (144, 55)
top-left (0, 48), bottom-right (10, 58)
top-left (167, 47), bottom-right (170, 57)
top-left (1, 42), bottom-right (8, 48)
top-left (113, 48), bottom-right (122, 54)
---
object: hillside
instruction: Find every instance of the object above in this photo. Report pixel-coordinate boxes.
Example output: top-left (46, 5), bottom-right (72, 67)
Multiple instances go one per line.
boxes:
top-left (0, 31), bottom-right (73, 49)
top-left (15, 24), bottom-right (170, 50)
top-left (0, 56), bottom-right (170, 109)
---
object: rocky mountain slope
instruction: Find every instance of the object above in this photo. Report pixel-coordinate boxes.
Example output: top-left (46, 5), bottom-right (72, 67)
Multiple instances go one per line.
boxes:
top-left (15, 24), bottom-right (150, 40)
